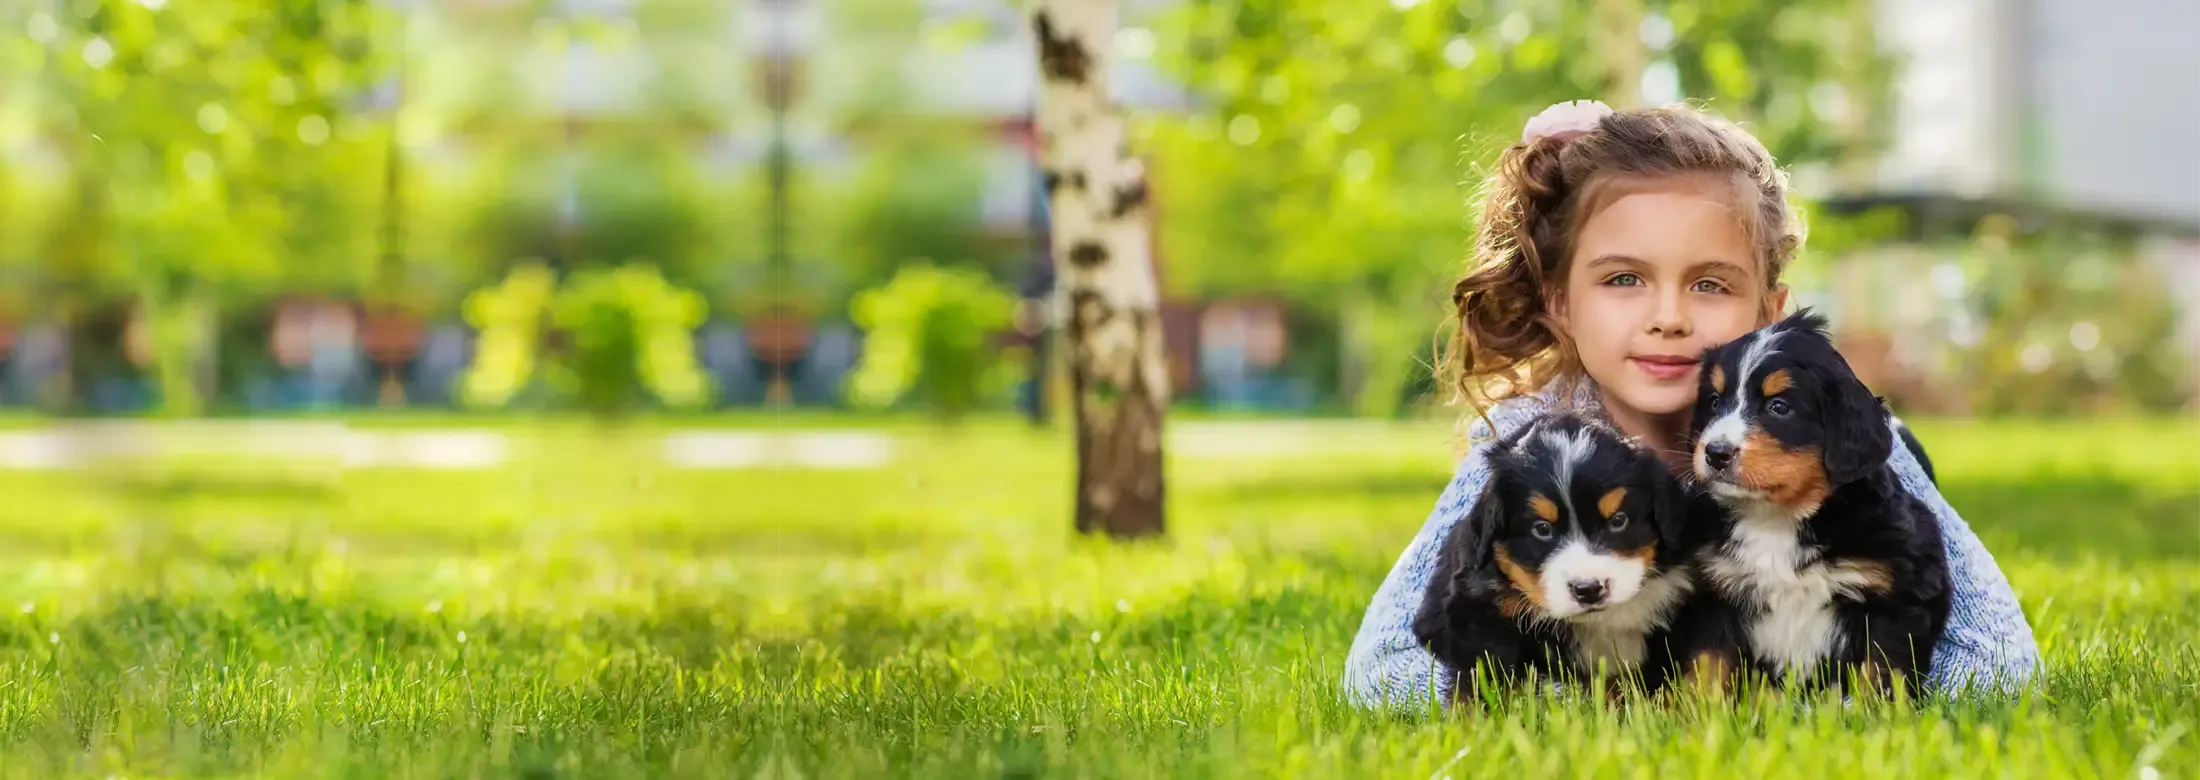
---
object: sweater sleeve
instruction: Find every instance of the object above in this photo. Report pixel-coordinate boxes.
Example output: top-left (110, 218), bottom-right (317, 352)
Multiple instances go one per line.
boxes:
top-left (1887, 418), bottom-right (2043, 694)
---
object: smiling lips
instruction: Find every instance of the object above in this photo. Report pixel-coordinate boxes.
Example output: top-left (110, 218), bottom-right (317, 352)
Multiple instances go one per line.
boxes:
top-left (1629, 354), bottom-right (1699, 381)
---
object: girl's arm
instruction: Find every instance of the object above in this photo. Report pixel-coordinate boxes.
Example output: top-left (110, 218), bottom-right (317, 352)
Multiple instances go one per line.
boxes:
top-left (1342, 442), bottom-right (1494, 710)
top-left (1885, 417), bottom-right (2043, 694)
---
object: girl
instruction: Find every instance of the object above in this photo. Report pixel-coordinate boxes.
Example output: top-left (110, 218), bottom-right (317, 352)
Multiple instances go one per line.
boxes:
top-left (1343, 100), bottom-right (2039, 708)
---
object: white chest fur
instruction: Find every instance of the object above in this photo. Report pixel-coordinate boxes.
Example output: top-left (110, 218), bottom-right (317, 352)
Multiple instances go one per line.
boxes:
top-left (1701, 509), bottom-right (1886, 683)
top-left (1562, 569), bottom-right (1694, 673)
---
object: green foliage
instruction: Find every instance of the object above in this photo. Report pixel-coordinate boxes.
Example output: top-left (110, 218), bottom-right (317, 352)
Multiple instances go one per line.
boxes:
top-left (0, 416), bottom-right (2187, 774)
top-left (1802, 203), bottom-right (1910, 260)
top-left (1955, 227), bottom-right (2190, 415)
top-left (453, 140), bottom-right (727, 293)
top-left (459, 264), bottom-right (557, 409)
top-left (547, 263), bottom-right (712, 415)
top-left (460, 263), bottom-right (711, 417)
top-left (788, 0), bottom-right (1015, 312)
top-left (813, 129), bottom-right (1003, 310)
top-left (846, 263), bottom-right (1018, 418)
top-left (19, 0), bottom-right (393, 297)
top-left (136, 284), bottom-right (216, 417)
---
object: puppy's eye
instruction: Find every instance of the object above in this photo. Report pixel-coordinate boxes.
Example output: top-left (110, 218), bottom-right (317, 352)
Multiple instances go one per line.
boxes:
top-left (1530, 521), bottom-right (1555, 541)
top-left (1706, 392), bottom-right (1722, 407)
top-left (1608, 512), bottom-right (1630, 531)
top-left (1765, 398), bottom-right (1793, 417)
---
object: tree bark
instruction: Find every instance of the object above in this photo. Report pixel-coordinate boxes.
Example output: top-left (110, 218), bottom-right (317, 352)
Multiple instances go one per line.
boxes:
top-left (1030, 0), bottom-right (1169, 539)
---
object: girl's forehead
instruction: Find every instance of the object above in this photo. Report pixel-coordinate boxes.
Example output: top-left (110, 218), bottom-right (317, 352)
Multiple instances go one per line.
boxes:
top-left (1575, 171), bottom-right (1754, 227)
top-left (1577, 198), bottom-right (1753, 255)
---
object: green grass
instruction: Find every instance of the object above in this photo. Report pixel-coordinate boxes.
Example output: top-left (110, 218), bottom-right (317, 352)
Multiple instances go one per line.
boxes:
top-left (0, 416), bottom-right (2192, 777)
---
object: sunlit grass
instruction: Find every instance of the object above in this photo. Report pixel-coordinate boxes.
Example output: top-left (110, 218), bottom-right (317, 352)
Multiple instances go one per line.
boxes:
top-left (0, 415), bottom-right (2191, 777)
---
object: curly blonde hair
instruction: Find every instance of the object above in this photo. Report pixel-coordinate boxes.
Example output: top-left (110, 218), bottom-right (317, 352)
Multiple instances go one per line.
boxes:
top-left (1437, 104), bottom-right (1806, 437)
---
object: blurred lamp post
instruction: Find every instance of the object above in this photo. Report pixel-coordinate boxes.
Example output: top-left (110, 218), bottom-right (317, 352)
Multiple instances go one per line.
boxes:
top-left (759, 0), bottom-right (797, 406)
top-left (370, 50), bottom-right (410, 405)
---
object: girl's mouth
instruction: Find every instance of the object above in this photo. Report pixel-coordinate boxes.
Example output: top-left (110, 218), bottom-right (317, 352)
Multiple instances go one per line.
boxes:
top-left (1629, 355), bottom-right (1699, 381)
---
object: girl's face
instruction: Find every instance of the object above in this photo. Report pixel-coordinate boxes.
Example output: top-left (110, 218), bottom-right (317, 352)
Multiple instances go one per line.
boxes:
top-left (1550, 177), bottom-right (1787, 421)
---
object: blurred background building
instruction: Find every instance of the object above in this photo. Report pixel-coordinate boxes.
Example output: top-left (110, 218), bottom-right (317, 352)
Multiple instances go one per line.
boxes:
top-left (1815, 0), bottom-right (2200, 414)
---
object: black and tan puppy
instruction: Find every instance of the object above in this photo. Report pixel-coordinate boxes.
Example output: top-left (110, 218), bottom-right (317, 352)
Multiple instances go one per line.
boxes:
top-left (1680, 309), bottom-right (1951, 697)
top-left (1414, 412), bottom-right (1700, 702)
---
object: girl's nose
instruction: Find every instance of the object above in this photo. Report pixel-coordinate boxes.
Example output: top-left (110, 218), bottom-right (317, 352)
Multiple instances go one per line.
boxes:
top-left (1648, 291), bottom-right (1691, 336)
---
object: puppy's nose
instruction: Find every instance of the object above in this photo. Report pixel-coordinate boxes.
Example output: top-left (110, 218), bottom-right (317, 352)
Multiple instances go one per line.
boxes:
top-left (1703, 440), bottom-right (1738, 471)
top-left (1569, 579), bottom-right (1608, 607)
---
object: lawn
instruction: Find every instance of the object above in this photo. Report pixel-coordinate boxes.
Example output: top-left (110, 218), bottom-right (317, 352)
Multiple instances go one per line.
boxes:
top-left (0, 416), bottom-right (2192, 777)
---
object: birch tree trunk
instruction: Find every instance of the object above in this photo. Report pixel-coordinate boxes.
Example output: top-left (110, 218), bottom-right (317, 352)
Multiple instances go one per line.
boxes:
top-left (1030, 0), bottom-right (1169, 538)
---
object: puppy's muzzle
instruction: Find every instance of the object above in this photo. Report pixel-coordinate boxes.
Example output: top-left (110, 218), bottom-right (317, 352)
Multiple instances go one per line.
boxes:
top-left (1568, 579), bottom-right (1609, 608)
top-left (1701, 440), bottom-right (1738, 473)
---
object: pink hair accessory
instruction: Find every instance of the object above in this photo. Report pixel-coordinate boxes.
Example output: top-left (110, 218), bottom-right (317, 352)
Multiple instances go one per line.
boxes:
top-left (1521, 99), bottom-right (1614, 144)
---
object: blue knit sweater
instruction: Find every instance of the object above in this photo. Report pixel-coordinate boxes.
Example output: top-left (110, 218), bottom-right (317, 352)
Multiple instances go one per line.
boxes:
top-left (1342, 384), bottom-right (2040, 709)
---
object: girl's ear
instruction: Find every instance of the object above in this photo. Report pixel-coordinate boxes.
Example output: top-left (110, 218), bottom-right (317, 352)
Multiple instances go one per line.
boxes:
top-left (1761, 283), bottom-right (1791, 324)
top-left (1546, 283), bottom-right (1571, 330)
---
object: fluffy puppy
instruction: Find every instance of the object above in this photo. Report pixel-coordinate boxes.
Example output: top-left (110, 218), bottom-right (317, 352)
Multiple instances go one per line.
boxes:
top-left (1414, 412), bottom-right (1700, 702)
top-left (1679, 309), bottom-right (1951, 697)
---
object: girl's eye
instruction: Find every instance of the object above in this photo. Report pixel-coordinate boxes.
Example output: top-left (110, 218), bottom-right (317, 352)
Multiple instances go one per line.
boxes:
top-left (1530, 522), bottom-right (1555, 541)
top-left (1608, 512), bottom-right (1630, 532)
top-left (1604, 272), bottom-right (1645, 287)
top-left (1765, 398), bottom-right (1793, 417)
top-left (1691, 278), bottom-right (1732, 294)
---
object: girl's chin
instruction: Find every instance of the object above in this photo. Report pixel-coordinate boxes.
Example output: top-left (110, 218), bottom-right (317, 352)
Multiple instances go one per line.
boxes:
top-left (1602, 384), bottom-right (1696, 419)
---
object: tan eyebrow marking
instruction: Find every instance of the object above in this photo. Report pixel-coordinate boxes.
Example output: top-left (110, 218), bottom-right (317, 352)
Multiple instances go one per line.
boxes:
top-left (1528, 494), bottom-right (1560, 522)
top-left (1598, 487), bottom-right (1627, 518)
top-left (1762, 368), bottom-right (1793, 396)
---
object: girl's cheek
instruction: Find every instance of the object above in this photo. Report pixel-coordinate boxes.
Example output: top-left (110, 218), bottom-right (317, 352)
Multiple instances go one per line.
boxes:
top-left (1690, 302), bottom-right (1757, 345)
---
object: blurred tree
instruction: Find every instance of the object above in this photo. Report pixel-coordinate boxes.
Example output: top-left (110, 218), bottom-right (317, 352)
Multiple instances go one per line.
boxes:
top-left (815, 127), bottom-right (999, 309)
top-left (418, 0), bottom-right (733, 289)
top-left (1142, 0), bottom-right (1890, 415)
top-left (456, 139), bottom-right (720, 283)
top-left (1033, 0), bottom-right (1170, 539)
top-left (14, 0), bottom-right (393, 415)
top-left (799, 0), bottom-right (1014, 312)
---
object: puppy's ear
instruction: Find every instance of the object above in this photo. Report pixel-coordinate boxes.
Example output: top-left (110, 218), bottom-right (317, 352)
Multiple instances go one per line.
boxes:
top-left (1447, 479), bottom-right (1507, 575)
top-left (1821, 368), bottom-right (1893, 485)
top-left (1414, 478), bottom-right (1528, 702)
top-left (1413, 479), bottom-right (1509, 653)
